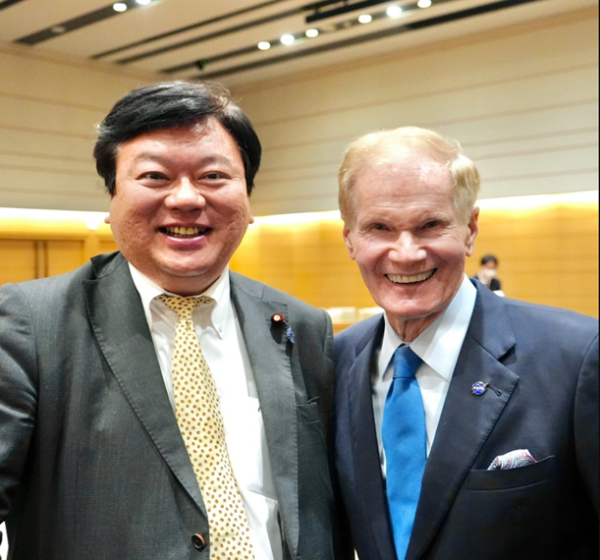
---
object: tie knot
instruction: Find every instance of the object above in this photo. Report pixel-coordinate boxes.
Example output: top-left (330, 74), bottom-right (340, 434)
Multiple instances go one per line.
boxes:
top-left (393, 346), bottom-right (422, 379)
top-left (158, 294), bottom-right (212, 320)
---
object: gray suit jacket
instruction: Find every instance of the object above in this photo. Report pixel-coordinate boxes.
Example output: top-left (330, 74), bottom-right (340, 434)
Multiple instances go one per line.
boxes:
top-left (335, 281), bottom-right (599, 559)
top-left (0, 252), bottom-right (351, 559)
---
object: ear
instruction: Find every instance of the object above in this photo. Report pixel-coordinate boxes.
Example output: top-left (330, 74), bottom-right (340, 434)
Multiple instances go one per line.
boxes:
top-left (104, 214), bottom-right (111, 224)
top-left (248, 214), bottom-right (255, 225)
top-left (465, 206), bottom-right (479, 257)
top-left (343, 225), bottom-right (357, 260)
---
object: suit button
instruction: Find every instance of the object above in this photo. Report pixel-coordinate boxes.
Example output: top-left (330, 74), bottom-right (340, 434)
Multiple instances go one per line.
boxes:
top-left (191, 533), bottom-right (206, 551)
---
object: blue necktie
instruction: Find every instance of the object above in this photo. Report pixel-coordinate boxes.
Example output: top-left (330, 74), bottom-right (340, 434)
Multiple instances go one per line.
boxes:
top-left (382, 345), bottom-right (426, 560)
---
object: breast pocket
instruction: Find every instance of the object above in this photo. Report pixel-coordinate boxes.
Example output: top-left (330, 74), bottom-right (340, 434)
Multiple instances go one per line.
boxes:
top-left (435, 456), bottom-right (560, 556)
top-left (467, 455), bottom-right (556, 490)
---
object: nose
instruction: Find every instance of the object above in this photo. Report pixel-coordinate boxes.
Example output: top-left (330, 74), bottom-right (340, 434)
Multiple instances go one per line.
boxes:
top-left (388, 232), bottom-right (427, 263)
top-left (165, 178), bottom-right (205, 211)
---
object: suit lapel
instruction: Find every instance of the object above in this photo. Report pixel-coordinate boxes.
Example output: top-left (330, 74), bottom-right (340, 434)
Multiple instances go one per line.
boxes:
top-left (408, 286), bottom-right (520, 559)
top-left (229, 273), bottom-right (300, 556)
top-left (83, 253), bottom-right (206, 513)
top-left (346, 317), bottom-right (398, 560)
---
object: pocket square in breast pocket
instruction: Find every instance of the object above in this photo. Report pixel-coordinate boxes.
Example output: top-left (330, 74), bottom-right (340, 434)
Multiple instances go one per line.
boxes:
top-left (488, 449), bottom-right (537, 470)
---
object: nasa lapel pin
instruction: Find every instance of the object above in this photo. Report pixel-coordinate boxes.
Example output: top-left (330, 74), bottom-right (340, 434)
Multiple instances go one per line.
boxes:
top-left (471, 381), bottom-right (488, 396)
top-left (472, 381), bottom-right (502, 396)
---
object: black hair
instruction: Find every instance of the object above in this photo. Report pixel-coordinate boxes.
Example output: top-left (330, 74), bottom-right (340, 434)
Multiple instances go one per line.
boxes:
top-left (480, 254), bottom-right (499, 266)
top-left (93, 81), bottom-right (261, 196)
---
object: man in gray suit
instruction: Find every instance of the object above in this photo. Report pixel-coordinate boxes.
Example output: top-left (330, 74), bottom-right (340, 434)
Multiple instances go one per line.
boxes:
top-left (0, 81), bottom-right (351, 560)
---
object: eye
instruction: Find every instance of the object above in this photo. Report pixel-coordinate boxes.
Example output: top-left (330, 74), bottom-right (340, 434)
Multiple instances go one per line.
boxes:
top-left (372, 223), bottom-right (388, 231)
top-left (141, 171), bottom-right (168, 181)
top-left (203, 171), bottom-right (228, 181)
top-left (423, 220), bottom-right (440, 229)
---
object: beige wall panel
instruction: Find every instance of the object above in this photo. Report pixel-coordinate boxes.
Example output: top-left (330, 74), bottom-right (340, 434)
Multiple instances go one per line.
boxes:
top-left (478, 145), bottom-right (598, 180)
top-left (0, 153), bottom-right (92, 175)
top-left (479, 170), bottom-right (598, 199)
top-left (439, 104), bottom-right (598, 149)
top-left (0, 48), bottom-right (156, 108)
top-left (255, 67), bottom-right (597, 149)
top-left (0, 95), bottom-right (104, 137)
top-left (0, 239), bottom-right (36, 284)
top-left (0, 45), bottom-right (159, 212)
top-left (236, 9), bottom-right (598, 215)
top-left (0, 168), bottom-right (107, 210)
top-left (0, 128), bottom-right (95, 161)
top-left (239, 10), bottom-right (597, 123)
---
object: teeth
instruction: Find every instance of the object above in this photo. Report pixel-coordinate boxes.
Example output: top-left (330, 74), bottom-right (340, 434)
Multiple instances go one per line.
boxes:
top-left (164, 226), bottom-right (206, 237)
top-left (387, 270), bottom-right (435, 284)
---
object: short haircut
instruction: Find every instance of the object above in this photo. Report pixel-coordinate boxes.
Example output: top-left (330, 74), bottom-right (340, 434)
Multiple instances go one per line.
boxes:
top-left (94, 81), bottom-right (261, 196)
top-left (338, 126), bottom-right (480, 224)
top-left (481, 254), bottom-right (499, 266)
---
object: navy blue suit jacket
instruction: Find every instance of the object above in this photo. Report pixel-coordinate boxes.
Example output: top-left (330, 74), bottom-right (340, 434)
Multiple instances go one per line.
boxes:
top-left (335, 282), bottom-right (598, 560)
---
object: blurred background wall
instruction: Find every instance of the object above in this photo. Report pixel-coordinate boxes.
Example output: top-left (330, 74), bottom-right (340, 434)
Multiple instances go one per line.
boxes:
top-left (0, 4), bottom-right (597, 319)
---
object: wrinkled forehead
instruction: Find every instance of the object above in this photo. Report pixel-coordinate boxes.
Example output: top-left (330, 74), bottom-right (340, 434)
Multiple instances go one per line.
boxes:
top-left (355, 143), bottom-right (451, 186)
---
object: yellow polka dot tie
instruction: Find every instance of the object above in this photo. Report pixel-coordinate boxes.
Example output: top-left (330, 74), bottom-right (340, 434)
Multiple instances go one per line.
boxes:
top-left (158, 295), bottom-right (256, 560)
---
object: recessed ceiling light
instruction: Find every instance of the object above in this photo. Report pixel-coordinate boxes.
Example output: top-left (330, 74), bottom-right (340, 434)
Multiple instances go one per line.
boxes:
top-left (417, 0), bottom-right (432, 7)
top-left (305, 28), bottom-right (319, 38)
top-left (135, 0), bottom-right (151, 5)
top-left (258, 41), bottom-right (271, 50)
top-left (358, 14), bottom-right (372, 24)
top-left (386, 5), bottom-right (403, 18)
top-left (51, 25), bottom-right (67, 34)
top-left (113, 2), bottom-right (128, 12)
top-left (280, 34), bottom-right (295, 45)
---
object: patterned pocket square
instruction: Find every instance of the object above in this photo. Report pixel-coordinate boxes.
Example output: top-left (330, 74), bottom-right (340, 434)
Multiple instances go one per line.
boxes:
top-left (487, 449), bottom-right (537, 470)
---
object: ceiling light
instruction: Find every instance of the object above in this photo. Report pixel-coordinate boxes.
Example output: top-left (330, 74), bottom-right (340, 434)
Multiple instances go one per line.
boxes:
top-left (417, 0), bottom-right (432, 7)
top-left (358, 14), bottom-right (372, 24)
top-left (305, 28), bottom-right (319, 38)
top-left (258, 41), bottom-right (271, 50)
top-left (112, 2), bottom-right (128, 12)
top-left (51, 25), bottom-right (67, 34)
top-left (135, 0), bottom-right (151, 4)
top-left (386, 5), bottom-right (403, 18)
top-left (280, 34), bottom-right (295, 45)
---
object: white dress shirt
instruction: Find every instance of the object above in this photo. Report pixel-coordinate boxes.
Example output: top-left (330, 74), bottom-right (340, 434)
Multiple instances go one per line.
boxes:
top-left (372, 275), bottom-right (477, 475)
top-left (129, 264), bottom-right (283, 560)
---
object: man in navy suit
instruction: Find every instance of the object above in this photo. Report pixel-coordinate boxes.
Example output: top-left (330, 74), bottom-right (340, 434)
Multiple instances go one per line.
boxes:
top-left (334, 126), bottom-right (598, 559)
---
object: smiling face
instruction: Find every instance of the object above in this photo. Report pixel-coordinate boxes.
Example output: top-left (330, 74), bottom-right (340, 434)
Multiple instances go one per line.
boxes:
top-left (107, 119), bottom-right (253, 295)
top-left (343, 146), bottom-right (478, 341)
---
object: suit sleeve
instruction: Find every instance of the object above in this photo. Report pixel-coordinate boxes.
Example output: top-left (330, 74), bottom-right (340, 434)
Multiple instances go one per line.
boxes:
top-left (574, 331), bottom-right (599, 515)
top-left (0, 284), bottom-right (39, 522)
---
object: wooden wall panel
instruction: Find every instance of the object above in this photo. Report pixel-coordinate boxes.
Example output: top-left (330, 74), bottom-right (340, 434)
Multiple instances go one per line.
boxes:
top-left (46, 240), bottom-right (85, 277)
top-left (466, 201), bottom-right (598, 316)
top-left (1, 203), bottom-right (596, 318)
top-left (232, 200), bottom-right (598, 319)
top-left (0, 240), bottom-right (36, 284)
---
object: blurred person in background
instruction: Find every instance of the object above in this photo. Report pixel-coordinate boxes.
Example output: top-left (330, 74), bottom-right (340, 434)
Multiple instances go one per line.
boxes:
top-left (474, 253), bottom-right (504, 295)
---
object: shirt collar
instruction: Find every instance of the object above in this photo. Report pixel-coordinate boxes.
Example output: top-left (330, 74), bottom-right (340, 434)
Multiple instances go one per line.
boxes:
top-left (128, 262), bottom-right (231, 339)
top-left (378, 274), bottom-right (477, 380)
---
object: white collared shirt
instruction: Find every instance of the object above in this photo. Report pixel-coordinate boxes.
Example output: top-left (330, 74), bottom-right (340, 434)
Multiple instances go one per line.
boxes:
top-left (129, 264), bottom-right (282, 560)
top-left (373, 275), bottom-right (477, 475)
